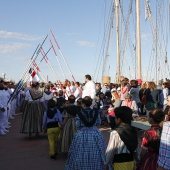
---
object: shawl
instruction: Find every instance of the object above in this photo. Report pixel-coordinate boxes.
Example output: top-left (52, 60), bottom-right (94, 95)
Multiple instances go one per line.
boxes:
top-left (29, 89), bottom-right (43, 100)
top-left (77, 108), bottom-right (98, 127)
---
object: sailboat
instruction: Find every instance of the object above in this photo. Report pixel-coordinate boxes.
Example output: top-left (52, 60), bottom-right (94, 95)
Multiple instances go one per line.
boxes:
top-left (93, 0), bottom-right (170, 85)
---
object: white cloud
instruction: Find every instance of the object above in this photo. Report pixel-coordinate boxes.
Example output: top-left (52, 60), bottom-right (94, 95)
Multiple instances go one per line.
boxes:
top-left (0, 30), bottom-right (42, 41)
top-left (76, 41), bottom-right (96, 47)
top-left (0, 43), bottom-right (30, 53)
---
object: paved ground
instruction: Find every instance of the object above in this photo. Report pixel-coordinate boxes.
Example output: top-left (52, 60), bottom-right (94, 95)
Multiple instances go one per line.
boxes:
top-left (0, 110), bottom-right (111, 170)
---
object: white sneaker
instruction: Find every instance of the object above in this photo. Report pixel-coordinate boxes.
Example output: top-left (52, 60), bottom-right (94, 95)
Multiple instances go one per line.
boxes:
top-left (3, 129), bottom-right (9, 133)
top-left (0, 131), bottom-right (6, 135)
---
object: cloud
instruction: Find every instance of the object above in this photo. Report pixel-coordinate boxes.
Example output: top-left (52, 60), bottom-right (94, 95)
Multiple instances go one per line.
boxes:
top-left (0, 43), bottom-right (30, 53)
top-left (76, 41), bottom-right (96, 47)
top-left (0, 30), bottom-right (42, 41)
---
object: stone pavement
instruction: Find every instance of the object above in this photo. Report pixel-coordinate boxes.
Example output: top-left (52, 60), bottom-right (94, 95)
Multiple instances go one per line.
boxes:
top-left (0, 111), bottom-right (111, 170)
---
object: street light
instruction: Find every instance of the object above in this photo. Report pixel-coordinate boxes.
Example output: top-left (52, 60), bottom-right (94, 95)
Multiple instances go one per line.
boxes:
top-left (2, 73), bottom-right (6, 79)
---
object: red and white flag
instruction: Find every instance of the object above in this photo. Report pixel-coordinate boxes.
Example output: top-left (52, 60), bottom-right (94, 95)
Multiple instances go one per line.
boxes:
top-left (29, 68), bottom-right (40, 82)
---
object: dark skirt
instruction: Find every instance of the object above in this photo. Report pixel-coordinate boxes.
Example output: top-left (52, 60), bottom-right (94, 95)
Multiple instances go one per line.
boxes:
top-left (20, 101), bottom-right (44, 133)
top-left (61, 117), bottom-right (77, 153)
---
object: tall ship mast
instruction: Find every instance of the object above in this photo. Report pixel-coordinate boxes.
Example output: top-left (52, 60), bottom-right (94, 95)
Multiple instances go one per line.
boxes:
top-left (93, 0), bottom-right (170, 84)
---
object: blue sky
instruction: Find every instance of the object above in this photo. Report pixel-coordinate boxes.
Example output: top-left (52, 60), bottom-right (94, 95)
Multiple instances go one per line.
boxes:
top-left (0, 0), bottom-right (169, 84)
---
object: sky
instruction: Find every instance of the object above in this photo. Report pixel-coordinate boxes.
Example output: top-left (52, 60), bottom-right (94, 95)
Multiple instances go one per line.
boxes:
top-left (0, 0), bottom-right (169, 84)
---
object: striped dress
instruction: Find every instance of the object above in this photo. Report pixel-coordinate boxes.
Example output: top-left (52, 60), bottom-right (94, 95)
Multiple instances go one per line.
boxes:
top-left (61, 105), bottom-right (79, 153)
top-left (20, 89), bottom-right (45, 134)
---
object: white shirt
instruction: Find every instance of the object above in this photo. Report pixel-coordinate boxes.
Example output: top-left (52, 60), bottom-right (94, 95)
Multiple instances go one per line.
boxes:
top-left (66, 86), bottom-right (72, 97)
top-left (82, 81), bottom-right (96, 99)
top-left (74, 88), bottom-right (82, 99)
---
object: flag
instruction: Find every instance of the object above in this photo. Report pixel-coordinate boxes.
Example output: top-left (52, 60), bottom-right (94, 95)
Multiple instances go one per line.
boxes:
top-left (29, 68), bottom-right (40, 82)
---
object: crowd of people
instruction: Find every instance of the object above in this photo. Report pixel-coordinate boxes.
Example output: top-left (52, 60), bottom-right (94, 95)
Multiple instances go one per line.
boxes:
top-left (0, 74), bottom-right (170, 170)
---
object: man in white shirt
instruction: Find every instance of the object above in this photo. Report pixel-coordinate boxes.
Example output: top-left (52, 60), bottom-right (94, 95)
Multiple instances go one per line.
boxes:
top-left (82, 74), bottom-right (96, 100)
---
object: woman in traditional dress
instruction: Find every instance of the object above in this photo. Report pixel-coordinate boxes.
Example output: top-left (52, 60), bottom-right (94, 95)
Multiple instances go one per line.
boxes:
top-left (136, 109), bottom-right (165, 170)
top-left (65, 96), bottom-right (106, 170)
top-left (61, 95), bottom-right (80, 153)
top-left (20, 82), bottom-right (45, 137)
top-left (105, 106), bottom-right (138, 170)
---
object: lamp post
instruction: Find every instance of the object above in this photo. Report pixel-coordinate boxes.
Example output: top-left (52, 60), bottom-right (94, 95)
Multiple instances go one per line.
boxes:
top-left (2, 73), bottom-right (6, 79)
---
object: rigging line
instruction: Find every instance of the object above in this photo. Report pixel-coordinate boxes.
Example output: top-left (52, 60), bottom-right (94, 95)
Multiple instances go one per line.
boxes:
top-left (119, 0), bottom-right (133, 66)
top-left (158, 0), bottom-right (167, 63)
top-left (129, 1), bottom-right (137, 78)
top-left (146, 0), bottom-right (166, 62)
top-left (119, 0), bottom-right (134, 74)
top-left (92, 0), bottom-right (111, 80)
top-left (94, 1), bottom-right (114, 81)
top-left (144, 0), bottom-right (168, 79)
top-left (102, 4), bottom-right (115, 76)
top-left (147, 43), bottom-right (155, 80)
top-left (93, 0), bottom-right (108, 80)
top-left (165, 0), bottom-right (169, 49)
top-left (94, 0), bottom-right (110, 81)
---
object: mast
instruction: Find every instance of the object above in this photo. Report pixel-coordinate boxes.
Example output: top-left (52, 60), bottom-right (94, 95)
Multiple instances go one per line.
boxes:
top-left (115, 0), bottom-right (120, 83)
top-left (136, 0), bottom-right (142, 79)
